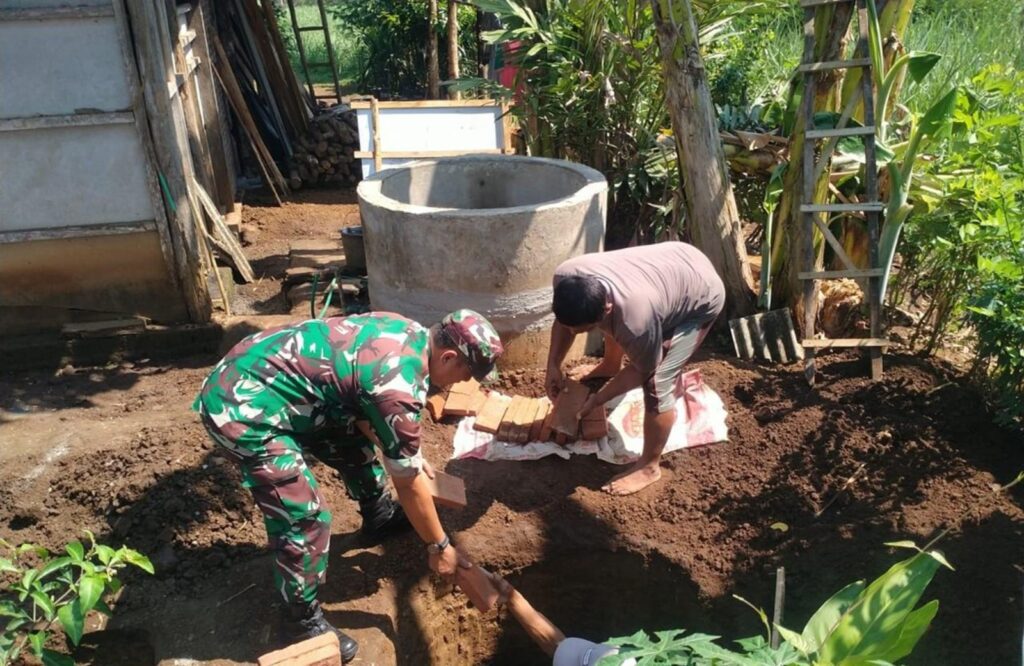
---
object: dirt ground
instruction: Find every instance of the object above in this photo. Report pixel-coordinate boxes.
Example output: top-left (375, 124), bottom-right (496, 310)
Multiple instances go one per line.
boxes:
top-left (1, 188), bottom-right (1022, 665)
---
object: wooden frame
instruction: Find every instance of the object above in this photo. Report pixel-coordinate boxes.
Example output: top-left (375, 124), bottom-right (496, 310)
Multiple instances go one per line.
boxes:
top-left (0, 112), bottom-right (134, 132)
top-left (0, 220), bottom-right (156, 245)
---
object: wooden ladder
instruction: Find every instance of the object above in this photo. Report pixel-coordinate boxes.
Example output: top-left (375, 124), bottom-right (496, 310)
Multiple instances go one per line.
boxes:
top-left (798, 0), bottom-right (887, 385)
top-left (284, 0), bottom-right (342, 104)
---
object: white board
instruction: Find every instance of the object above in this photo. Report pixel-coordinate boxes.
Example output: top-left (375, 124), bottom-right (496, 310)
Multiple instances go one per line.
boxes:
top-left (354, 101), bottom-right (509, 178)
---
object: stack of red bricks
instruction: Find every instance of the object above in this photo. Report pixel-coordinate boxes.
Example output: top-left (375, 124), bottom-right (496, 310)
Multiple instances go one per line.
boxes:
top-left (427, 378), bottom-right (608, 443)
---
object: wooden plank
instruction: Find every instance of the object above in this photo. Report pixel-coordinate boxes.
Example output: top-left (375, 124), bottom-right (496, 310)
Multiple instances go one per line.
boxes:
top-left (0, 220), bottom-right (156, 245)
top-left (474, 393), bottom-right (511, 434)
top-left (239, 0), bottom-right (303, 141)
top-left (500, 101), bottom-right (514, 154)
top-left (806, 126), bottom-right (876, 139)
top-left (802, 338), bottom-right (890, 348)
top-left (62, 317), bottom-right (147, 336)
top-left (260, 0), bottom-right (310, 131)
top-left (124, 0), bottom-right (212, 324)
top-left (425, 470), bottom-right (467, 509)
top-left (810, 211), bottom-right (858, 272)
top-left (370, 97), bottom-right (383, 173)
top-left (550, 380), bottom-right (590, 437)
top-left (798, 269), bottom-right (883, 280)
top-left (797, 58), bottom-right (871, 72)
top-left (232, 0), bottom-right (291, 156)
top-left (858, 0), bottom-right (884, 382)
top-left (0, 112), bottom-right (134, 133)
top-left (212, 35), bottom-right (287, 202)
top-left (0, 6), bottom-right (114, 21)
top-left (192, 177), bottom-right (255, 282)
top-left (189, 3), bottom-right (236, 211)
top-left (353, 148), bottom-right (504, 159)
top-left (350, 99), bottom-right (500, 109)
top-left (800, 202), bottom-right (885, 213)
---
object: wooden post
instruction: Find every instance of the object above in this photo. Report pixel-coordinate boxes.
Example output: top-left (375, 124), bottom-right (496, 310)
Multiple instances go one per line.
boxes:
top-left (859, 0), bottom-right (884, 381)
top-left (426, 0), bottom-right (440, 99)
top-left (447, 0), bottom-right (461, 100)
top-left (190, 2), bottom-right (236, 211)
top-left (370, 97), bottom-right (383, 173)
top-left (123, 0), bottom-right (212, 323)
top-left (770, 566), bottom-right (786, 649)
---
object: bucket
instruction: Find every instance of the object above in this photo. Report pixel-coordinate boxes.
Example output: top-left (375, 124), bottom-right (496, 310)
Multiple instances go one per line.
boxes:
top-left (340, 226), bottom-right (366, 272)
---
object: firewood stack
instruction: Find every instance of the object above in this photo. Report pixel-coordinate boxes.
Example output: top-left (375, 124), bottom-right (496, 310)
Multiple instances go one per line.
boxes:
top-left (428, 379), bottom-right (608, 444)
top-left (288, 109), bottom-right (360, 189)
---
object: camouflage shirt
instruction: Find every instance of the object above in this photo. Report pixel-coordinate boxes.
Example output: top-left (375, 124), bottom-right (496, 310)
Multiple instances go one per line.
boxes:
top-left (194, 313), bottom-right (429, 475)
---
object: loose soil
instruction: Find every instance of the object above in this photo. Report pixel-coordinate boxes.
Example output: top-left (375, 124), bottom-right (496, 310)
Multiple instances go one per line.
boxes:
top-left (2, 347), bottom-right (1021, 665)
top-left (1, 188), bottom-right (1021, 665)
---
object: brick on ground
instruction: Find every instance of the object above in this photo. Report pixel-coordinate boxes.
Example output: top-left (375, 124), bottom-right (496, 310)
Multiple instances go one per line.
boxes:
top-left (550, 380), bottom-right (590, 436)
top-left (426, 392), bottom-right (447, 421)
top-left (474, 393), bottom-right (511, 434)
top-left (257, 633), bottom-right (340, 666)
top-left (528, 398), bottom-right (551, 442)
top-left (496, 395), bottom-right (525, 441)
top-left (512, 397), bottom-right (540, 443)
top-left (538, 403), bottom-right (555, 442)
top-left (443, 378), bottom-right (484, 417)
top-left (580, 405), bottom-right (609, 440)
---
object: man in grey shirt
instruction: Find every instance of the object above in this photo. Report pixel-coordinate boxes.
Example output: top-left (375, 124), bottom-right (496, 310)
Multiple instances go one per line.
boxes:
top-left (546, 242), bottom-right (725, 495)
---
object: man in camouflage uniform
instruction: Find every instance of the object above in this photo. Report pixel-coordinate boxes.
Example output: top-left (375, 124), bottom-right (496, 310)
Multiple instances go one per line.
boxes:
top-left (194, 310), bottom-right (503, 662)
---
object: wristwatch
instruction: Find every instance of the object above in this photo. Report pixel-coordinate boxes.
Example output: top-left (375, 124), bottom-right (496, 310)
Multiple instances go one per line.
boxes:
top-left (426, 533), bottom-right (451, 555)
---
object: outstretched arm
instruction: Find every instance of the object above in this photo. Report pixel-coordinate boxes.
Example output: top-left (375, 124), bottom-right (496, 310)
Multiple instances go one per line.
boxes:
top-left (487, 571), bottom-right (565, 657)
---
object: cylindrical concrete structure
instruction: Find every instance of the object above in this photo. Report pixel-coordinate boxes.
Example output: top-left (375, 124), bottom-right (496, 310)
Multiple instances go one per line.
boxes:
top-left (357, 155), bottom-right (607, 367)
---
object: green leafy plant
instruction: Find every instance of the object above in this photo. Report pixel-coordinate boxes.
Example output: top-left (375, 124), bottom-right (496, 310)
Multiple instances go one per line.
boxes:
top-left (596, 546), bottom-right (950, 665)
top-left (0, 532), bottom-right (153, 666)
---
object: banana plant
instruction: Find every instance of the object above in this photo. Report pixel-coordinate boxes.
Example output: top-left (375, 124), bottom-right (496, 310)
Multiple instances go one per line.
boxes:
top-left (773, 544), bottom-right (951, 665)
top-left (877, 86), bottom-right (959, 303)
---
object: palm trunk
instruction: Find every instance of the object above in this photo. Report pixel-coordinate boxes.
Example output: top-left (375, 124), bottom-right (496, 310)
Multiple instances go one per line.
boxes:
top-left (426, 0), bottom-right (440, 99)
top-left (650, 0), bottom-right (755, 319)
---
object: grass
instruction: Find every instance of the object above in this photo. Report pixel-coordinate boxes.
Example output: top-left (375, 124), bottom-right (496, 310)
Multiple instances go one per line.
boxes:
top-left (279, 4), bottom-right (365, 94)
top-left (725, 1), bottom-right (1024, 113)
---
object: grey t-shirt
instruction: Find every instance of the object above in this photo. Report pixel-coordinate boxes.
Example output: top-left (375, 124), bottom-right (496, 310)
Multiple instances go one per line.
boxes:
top-left (553, 242), bottom-right (725, 376)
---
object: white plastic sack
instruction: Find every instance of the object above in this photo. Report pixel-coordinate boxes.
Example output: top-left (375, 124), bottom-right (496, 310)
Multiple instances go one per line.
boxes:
top-left (451, 368), bottom-right (727, 465)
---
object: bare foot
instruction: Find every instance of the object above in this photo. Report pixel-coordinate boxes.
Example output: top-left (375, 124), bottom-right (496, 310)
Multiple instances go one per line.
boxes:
top-left (601, 463), bottom-right (663, 495)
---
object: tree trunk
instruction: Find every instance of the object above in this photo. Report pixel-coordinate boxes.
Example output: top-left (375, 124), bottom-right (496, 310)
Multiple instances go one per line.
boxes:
top-left (447, 0), bottom-right (461, 99)
top-left (426, 0), bottom-right (440, 99)
top-left (650, 0), bottom-right (755, 319)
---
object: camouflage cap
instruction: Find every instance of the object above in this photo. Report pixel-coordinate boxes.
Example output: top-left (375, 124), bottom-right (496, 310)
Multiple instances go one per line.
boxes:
top-left (440, 309), bottom-right (504, 383)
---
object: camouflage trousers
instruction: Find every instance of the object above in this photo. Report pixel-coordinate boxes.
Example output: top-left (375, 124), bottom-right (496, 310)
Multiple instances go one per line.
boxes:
top-left (200, 412), bottom-right (388, 604)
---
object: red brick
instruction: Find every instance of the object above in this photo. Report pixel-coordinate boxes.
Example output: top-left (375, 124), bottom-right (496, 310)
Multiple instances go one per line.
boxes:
top-left (257, 633), bottom-right (340, 666)
top-left (550, 380), bottom-right (590, 436)
top-left (426, 470), bottom-right (467, 509)
top-left (426, 392), bottom-right (447, 421)
top-left (474, 393), bottom-right (511, 433)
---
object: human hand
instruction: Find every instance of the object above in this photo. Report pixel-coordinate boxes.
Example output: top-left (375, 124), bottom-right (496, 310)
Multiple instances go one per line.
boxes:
top-left (429, 543), bottom-right (459, 578)
top-left (545, 365), bottom-right (564, 401)
top-left (421, 460), bottom-right (436, 480)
